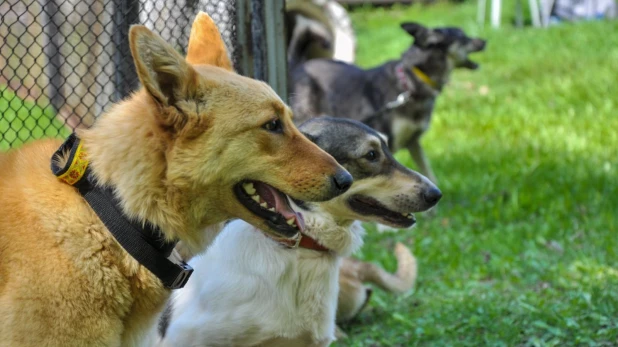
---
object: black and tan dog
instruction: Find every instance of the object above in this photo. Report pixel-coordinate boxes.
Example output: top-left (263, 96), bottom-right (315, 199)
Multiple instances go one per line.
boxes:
top-left (154, 117), bottom-right (440, 347)
top-left (290, 22), bottom-right (486, 184)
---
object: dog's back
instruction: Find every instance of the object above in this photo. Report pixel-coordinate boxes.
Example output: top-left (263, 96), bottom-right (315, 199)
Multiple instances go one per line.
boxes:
top-left (0, 139), bottom-right (128, 345)
top-left (291, 59), bottom-right (392, 125)
top-left (0, 140), bottom-right (66, 255)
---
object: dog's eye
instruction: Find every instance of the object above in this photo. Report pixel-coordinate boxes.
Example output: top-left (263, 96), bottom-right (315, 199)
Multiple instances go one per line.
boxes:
top-left (262, 119), bottom-right (283, 133)
top-left (364, 150), bottom-right (378, 162)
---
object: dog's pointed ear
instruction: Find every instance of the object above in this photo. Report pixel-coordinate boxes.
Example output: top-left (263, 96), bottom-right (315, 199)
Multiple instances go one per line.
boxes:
top-left (401, 22), bottom-right (443, 46)
top-left (376, 131), bottom-right (389, 144)
top-left (186, 12), bottom-right (233, 70)
top-left (400, 22), bottom-right (426, 37)
top-left (130, 25), bottom-right (198, 107)
top-left (297, 121), bottom-right (321, 144)
top-left (302, 132), bottom-right (319, 144)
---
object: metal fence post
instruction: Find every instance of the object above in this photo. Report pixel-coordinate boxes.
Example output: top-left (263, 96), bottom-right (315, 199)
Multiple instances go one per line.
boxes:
top-left (236, 0), bottom-right (288, 103)
top-left (235, 0), bottom-right (253, 77)
top-left (43, 0), bottom-right (65, 115)
top-left (251, 0), bottom-right (267, 81)
top-left (113, 0), bottom-right (140, 101)
top-left (264, 0), bottom-right (288, 103)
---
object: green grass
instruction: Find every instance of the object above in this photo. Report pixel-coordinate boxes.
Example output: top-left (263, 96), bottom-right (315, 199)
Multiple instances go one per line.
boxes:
top-left (1, 4), bottom-right (616, 345)
top-left (0, 87), bottom-right (71, 150)
top-left (337, 3), bottom-right (618, 346)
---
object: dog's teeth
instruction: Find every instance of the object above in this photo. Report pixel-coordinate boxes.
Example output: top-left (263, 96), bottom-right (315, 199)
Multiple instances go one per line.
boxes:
top-left (286, 218), bottom-right (295, 225)
top-left (260, 202), bottom-right (268, 208)
top-left (401, 213), bottom-right (408, 216)
top-left (252, 195), bottom-right (260, 203)
top-left (407, 214), bottom-right (414, 219)
top-left (243, 182), bottom-right (256, 195)
top-left (268, 207), bottom-right (275, 212)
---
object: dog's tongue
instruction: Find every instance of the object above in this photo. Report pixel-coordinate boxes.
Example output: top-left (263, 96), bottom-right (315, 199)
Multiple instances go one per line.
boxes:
top-left (254, 183), bottom-right (306, 232)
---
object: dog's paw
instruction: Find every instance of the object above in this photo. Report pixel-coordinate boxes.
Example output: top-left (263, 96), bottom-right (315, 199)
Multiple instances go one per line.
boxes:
top-left (334, 326), bottom-right (348, 340)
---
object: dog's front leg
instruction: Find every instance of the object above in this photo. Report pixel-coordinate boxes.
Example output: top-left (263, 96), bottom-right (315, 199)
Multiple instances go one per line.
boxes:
top-left (407, 133), bottom-right (437, 185)
top-left (334, 325), bottom-right (348, 340)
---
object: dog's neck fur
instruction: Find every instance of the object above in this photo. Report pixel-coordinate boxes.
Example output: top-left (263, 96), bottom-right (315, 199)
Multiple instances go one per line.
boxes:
top-left (396, 45), bottom-right (452, 91)
top-left (297, 203), bottom-right (364, 257)
top-left (161, 205), bottom-right (364, 346)
top-left (413, 60), bottom-right (451, 90)
top-left (236, 207), bottom-right (364, 344)
top-left (78, 90), bottom-right (222, 254)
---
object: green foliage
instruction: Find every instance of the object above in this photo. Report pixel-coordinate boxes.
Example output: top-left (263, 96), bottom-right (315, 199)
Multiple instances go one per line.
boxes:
top-left (338, 3), bottom-right (618, 346)
top-left (0, 87), bottom-right (70, 150)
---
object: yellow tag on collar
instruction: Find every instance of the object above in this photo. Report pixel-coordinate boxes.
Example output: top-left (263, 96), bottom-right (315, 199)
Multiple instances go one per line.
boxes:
top-left (412, 67), bottom-right (438, 89)
top-left (57, 141), bottom-right (89, 186)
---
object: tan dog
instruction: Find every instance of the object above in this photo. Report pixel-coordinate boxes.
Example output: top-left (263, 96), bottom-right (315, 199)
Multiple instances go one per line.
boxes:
top-left (0, 13), bottom-right (351, 347)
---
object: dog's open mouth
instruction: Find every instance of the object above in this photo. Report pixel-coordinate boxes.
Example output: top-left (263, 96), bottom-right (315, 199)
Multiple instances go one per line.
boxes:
top-left (465, 42), bottom-right (486, 69)
top-left (348, 194), bottom-right (416, 228)
top-left (234, 181), bottom-right (306, 237)
top-left (464, 59), bottom-right (479, 70)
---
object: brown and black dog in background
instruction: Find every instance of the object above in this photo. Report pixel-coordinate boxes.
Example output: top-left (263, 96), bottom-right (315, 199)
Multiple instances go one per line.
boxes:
top-left (290, 22), bottom-right (486, 184)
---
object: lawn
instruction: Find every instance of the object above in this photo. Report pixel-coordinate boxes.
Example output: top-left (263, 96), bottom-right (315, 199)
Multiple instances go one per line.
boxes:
top-left (0, 3), bottom-right (615, 345)
top-left (337, 2), bottom-right (618, 346)
top-left (0, 87), bottom-right (71, 150)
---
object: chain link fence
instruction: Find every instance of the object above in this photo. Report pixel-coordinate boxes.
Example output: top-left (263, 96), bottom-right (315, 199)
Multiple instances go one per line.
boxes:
top-left (0, 0), bottom-right (239, 150)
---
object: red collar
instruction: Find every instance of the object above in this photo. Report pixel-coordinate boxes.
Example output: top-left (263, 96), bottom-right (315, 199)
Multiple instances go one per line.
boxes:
top-left (395, 63), bottom-right (414, 91)
top-left (261, 230), bottom-right (330, 252)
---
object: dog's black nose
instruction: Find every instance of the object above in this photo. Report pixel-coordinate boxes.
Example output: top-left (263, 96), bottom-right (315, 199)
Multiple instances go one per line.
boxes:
top-left (332, 169), bottom-right (353, 193)
top-left (422, 187), bottom-right (442, 205)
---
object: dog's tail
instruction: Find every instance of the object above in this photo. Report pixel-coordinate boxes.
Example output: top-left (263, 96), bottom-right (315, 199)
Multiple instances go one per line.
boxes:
top-left (361, 242), bottom-right (417, 294)
top-left (287, 14), bottom-right (333, 70)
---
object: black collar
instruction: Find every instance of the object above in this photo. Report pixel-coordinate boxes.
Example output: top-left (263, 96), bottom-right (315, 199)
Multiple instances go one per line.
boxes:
top-left (51, 134), bottom-right (193, 289)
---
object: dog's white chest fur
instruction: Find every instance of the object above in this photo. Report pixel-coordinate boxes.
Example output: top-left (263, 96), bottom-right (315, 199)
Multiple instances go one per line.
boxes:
top-left (160, 218), bottom-right (363, 347)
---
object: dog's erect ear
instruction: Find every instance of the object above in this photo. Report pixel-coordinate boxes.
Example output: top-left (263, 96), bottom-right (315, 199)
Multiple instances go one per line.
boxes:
top-left (186, 12), bottom-right (233, 70)
top-left (376, 131), bottom-right (389, 144)
top-left (400, 22), bottom-right (427, 37)
top-left (400, 22), bottom-right (443, 46)
top-left (302, 132), bottom-right (319, 144)
top-left (130, 25), bottom-right (198, 107)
